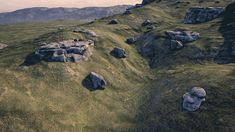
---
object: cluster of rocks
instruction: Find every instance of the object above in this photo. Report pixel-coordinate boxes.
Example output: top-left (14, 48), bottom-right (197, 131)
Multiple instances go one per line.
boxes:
top-left (183, 87), bottom-right (206, 112)
top-left (0, 43), bottom-right (8, 50)
top-left (73, 28), bottom-right (98, 37)
top-left (35, 39), bottom-right (94, 63)
top-left (184, 7), bottom-right (225, 24)
top-left (165, 30), bottom-right (200, 50)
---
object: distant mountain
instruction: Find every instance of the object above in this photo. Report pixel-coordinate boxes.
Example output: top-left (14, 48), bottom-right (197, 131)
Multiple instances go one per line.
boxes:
top-left (0, 5), bottom-right (131, 24)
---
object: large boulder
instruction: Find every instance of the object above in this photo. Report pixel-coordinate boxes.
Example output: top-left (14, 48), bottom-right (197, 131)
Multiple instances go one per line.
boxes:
top-left (111, 47), bottom-right (127, 58)
top-left (34, 40), bottom-right (94, 63)
top-left (0, 43), bottom-right (8, 50)
top-left (84, 72), bottom-right (107, 90)
top-left (183, 87), bottom-right (206, 112)
top-left (184, 7), bottom-right (225, 24)
top-left (165, 30), bottom-right (200, 43)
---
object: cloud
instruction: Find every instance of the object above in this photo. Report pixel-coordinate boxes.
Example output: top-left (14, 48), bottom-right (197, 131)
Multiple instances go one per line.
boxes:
top-left (0, 0), bottom-right (141, 12)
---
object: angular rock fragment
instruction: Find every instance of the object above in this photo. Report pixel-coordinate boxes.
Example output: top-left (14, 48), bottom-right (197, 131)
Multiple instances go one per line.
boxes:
top-left (34, 39), bottom-right (94, 63)
top-left (83, 72), bottom-right (107, 90)
top-left (109, 19), bottom-right (119, 24)
top-left (184, 7), bottom-right (225, 24)
top-left (0, 43), bottom-right (8, 50)
top-left (183, 87), bottom-right (206, 112)
top-left (165, 30), bottom-right (200, 43)
top-left (111, 47), bottom-right (127, 58)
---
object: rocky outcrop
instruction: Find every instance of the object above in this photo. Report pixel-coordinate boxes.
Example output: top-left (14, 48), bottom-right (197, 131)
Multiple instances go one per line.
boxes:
top-left (109, 19), bottom-right (119, 24)
top-left (83, 72), bottom-right (107, 90)
top-left (184, 7), bottom-right (225, 24)
top-left (183, 87), bottom-right (206, 112)
top-left (34, 39), bottom-right (94, 63)
top-left (0, 43), bottom-right (8, 50)
top-left (165, 30), bottom-right (200, 43)
top-left (111, 47), bottom-right (127, 58)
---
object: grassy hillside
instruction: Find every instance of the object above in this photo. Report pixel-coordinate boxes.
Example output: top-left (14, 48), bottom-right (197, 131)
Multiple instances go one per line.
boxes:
top-left (0, 0), bottom-right (234, 131)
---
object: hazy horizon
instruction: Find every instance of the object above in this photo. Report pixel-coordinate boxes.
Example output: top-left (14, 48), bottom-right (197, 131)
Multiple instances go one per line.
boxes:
top-left (0, 0), bottom-right (141, 13)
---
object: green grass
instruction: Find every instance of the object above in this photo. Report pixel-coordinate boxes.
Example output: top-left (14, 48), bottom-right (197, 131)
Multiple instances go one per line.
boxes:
top-left (0, 0), bottom-right (234, 131)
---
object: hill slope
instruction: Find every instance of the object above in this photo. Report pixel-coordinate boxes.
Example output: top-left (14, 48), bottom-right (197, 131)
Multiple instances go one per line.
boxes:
top-left (0, 0), bottom-right (234, 131)
top-left (0, 5), bottom-right (131, 24)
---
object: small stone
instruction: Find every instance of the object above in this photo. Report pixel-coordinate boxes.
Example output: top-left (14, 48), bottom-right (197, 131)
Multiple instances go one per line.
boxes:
top-left (142, 19), bottom-right (151, 26)
top-left (111, 47), bottom-right (127, 58)
top-left (109, 19), bottom-right (119, 24)
top-left (126, 37), bottom-right (138, 44)
top-left (124, 10), bottom-right (132, 15)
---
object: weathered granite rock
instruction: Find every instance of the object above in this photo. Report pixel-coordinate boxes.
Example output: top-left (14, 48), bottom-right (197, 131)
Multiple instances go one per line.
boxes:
top-left (183, 87), bottom-right (206, 112)
top-left (35, 40), bottom-right (94, 63)
top-left (184, 7), bottom-right (225, 24)
top-left (126, 37), bottom-right (139, 44)
top-left (109, 19), bottom-right (119, 24)
top-left (111, 47), bottom-right (126, 58)
top-left (168, 39), bottom-right (184, 50)
top-left (87, 72), bottom-right (107, 90)
top-left (74, 28), bottom-right (98, 37)
top-left (165, 30), bottom-right (200, 43)
top-left (0, 43), bottom-right (8, 50)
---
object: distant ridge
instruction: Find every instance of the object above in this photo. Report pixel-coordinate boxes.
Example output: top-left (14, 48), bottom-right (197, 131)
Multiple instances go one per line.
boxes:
top-left (0, 5), bottom-right (131, 24)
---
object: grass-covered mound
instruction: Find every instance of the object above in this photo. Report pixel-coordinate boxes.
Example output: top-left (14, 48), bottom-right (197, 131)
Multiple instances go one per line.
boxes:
top-left (0, 0), bottom-right (234, 131)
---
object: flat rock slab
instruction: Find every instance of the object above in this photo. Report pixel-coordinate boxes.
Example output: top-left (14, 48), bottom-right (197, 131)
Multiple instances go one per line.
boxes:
top-left (184, 7), bottom-right (225, 24)
top-left (35, 39), bottom-right (94, 63)
top-left (0, 43), bottom-right (8, 50)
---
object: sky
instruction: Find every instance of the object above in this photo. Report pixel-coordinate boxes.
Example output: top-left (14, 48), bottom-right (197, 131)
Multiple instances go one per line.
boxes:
top-left (0, 0), bottom-right (142, 12)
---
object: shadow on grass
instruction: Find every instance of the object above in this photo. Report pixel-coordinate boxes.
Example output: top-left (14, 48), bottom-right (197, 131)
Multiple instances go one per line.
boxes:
top-left (20, 52), bottom-right (42, 66)
top-left (215, 2), bottom-right (235, 64)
